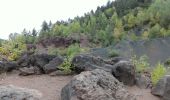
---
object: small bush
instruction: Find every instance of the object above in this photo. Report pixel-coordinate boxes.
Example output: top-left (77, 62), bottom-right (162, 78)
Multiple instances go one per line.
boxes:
top-left (59, 58), bottom-right (73, 74)
top-left (151, 62), bottom-right (166, 85)
top-left (131, 55), bottom-right (150, 72)
top-left (0, 47), bottom-right (21, 61)
top-left (58, 44), bottom-right (89, 74)
top-left (8, 52), bottom-right (18, 61)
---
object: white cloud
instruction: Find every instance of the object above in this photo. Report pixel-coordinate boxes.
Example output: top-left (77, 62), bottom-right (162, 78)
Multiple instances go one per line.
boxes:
top-left (0, 0), bottom-right (112, 39)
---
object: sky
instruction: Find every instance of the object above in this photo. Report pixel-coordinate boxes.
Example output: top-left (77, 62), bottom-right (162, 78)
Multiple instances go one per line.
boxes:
top-left (0, 0), bottom-right (112, 39)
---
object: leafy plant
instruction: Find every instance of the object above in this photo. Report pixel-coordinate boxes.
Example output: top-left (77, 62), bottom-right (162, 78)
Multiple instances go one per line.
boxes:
top-left (8, 51), bottom-right (19, 61)
top-left (58, 44), bottom-right (89, 74)
top-left (1, 34), bottom-right (26, 61)
top-left (0, 47), bottom-right (10, 55)
top-left (151, 62), bottom-right (166, 85)
top-left (131, 55), bottom-right (150, 72)
top-left (59, 58), bottom-right (73, 74)
top-left (0, 47), bottom-right (21, 61)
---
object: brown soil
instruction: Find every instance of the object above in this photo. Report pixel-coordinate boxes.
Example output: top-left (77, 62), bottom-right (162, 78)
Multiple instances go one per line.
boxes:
top-left (0, 71), bottom-right (73, 100)
top-left (128, 86), bottom-right (160, 100)
top-left (0, 71), bottom-right (160, 100)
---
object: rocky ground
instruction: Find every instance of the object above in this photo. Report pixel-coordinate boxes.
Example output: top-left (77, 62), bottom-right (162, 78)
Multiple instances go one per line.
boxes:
top-left (0, 71), bottom-right (160, 100)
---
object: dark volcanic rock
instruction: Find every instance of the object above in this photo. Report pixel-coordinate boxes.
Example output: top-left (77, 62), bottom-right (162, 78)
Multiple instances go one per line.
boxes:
top-left (61, 69), bottom-right (136, 100)
top-left (151, 75), bottom-right (170, 100)
top-left (17, 53), bottom-right (56, 74)
top-left (19, 66), bottom-right (42, 76)
top-left (19, 67), bottom-right (35, 76)
top-left (17, 53), bottom-right (31, 67)
top-left (33, 54), bottom-right (56, 68)
top-left (43, 56), bottom-right (64, 74)
top-left (151, 76), bottom-right (168, 96)
top-left (72, 54), bottom-right (136, 86)
top-left (112, 61), bottom-right (136, 86)
top-left (163, 76), bottom-right (170, 100)
top-left (0, 61), bottom-right (18, 73)
top-left (0, 85), bottom-right (42, 100)
top-left (72, 55), bottom-right (114, 73)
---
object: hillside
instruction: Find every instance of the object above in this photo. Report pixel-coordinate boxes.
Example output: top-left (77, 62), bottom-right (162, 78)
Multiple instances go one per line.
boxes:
top-left (37, 0), bottom-right (169, 46)
top-left (1, 0), bottom-right (169, 48)
top-left (0, 0), bottom-right (169, 63)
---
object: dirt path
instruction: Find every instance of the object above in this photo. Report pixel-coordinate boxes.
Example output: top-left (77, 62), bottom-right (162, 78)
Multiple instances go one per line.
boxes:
top-left (0, 71), bottom-right (73, 100)
top-left (0, 71), bottom-right (160, 100)
top-left (128, 86), bottom-right (160, 100)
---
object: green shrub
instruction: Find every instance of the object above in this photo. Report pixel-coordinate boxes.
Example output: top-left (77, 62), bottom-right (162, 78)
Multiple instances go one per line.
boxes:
top-left (149, 24), bottom-right (161, 38)
top-left (59, 58), bottom-right (73, 74)
top-left (130, 33), bottom-right (139, 41)
top-left (0, 47), bottom-right (21, 61)
top-left (66, 44), bottom-right (80, 58)
top-left (59, 44), bottom-right (89, 73)
top-left (131, 55), bottom-right (150, 72)
top-left (0, 47), bottom-right (10, 55)
top-left (151, 62), bottom-right (166, 85)
top-left (8, 52), bottom-right (18, 61)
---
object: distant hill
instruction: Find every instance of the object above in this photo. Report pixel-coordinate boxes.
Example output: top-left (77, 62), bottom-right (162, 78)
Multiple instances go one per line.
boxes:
top-left (37, 0), bottom-right (170, 47)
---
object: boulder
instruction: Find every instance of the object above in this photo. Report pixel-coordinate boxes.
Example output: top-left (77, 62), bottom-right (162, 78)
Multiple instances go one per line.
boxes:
top-left (19, 67), bottom-right (35, 76)
top-left (0, 85), bottom-right (42, 100)
top-left (61, 69), bottom-right (136, 100)
top-left (0, 61), bottom-right (18, 73)
top-left (151, 75), bottom-right (170, 100)
top-left (43, 56), bottom-right (64, 74)
top-left (33, 54), bottom-right (56, 68)
top-left (17, 53), bottom-right (56, 73)
top-left (19, 66), bottom-right (42, 76)
top-left (112, 61), bottom-right (136, 86)
top-left (72, 55), bottom-right (114, 73)
top-left (151, 75), bottom-right (168, 96)
top-left (17, 53), bottom-right (31, 67)
top-left (163, 76), bottom-right (170, 100)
